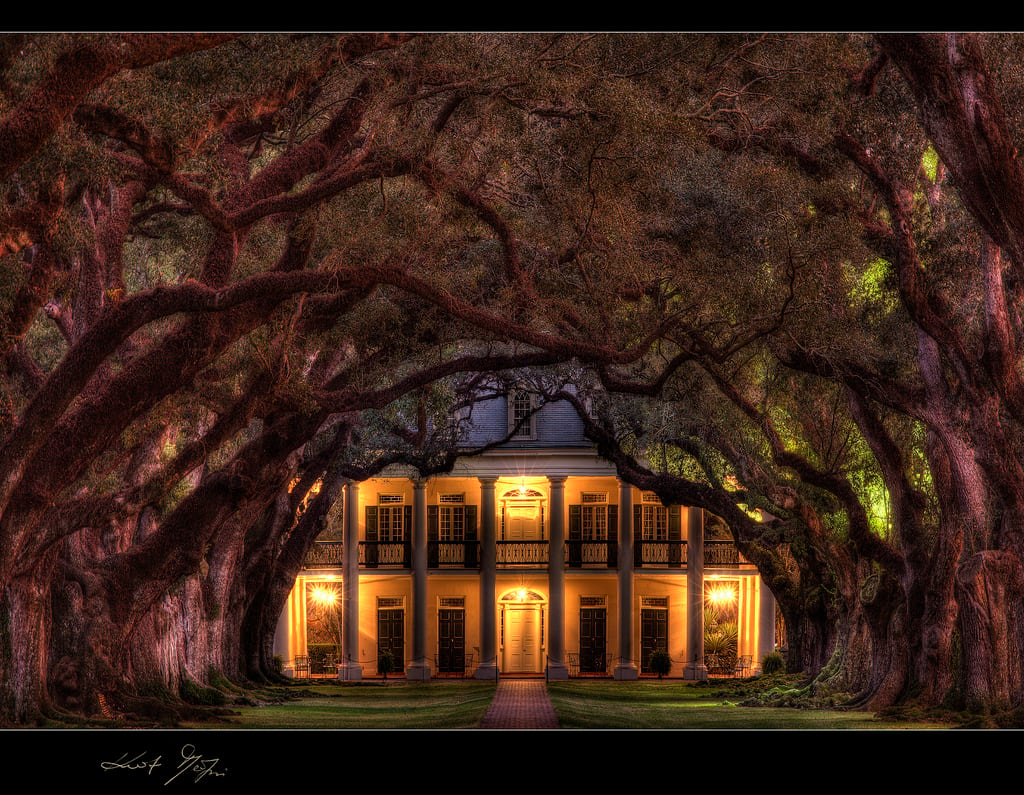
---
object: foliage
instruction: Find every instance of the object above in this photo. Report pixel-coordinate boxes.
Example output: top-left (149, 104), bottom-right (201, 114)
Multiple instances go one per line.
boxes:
top-left (761, 652), bottom-right (785, 675)
top-left (648, 650), bottom-right (672, 678)
top-left (179, 678), bottom-right (228, 707)
top-left (307, 644), bottom-right (339, 674)
top-left (3, 31), bottom-right (1024, 723)
top-left (377, 649), bottom-right (396, 678)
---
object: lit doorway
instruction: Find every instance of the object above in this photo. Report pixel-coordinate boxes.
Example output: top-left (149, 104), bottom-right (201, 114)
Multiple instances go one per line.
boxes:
top-left (500, 589), bottom-right (546, 674)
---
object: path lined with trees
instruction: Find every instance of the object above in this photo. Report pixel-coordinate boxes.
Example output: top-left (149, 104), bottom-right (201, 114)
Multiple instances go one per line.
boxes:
top-left (1, 32), bottom-right (1024, 725)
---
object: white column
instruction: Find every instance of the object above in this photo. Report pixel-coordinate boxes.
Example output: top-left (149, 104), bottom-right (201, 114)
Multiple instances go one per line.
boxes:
top-left (407, 478), bottom-right (431, 680)
top-left (684, 506), bottom-right (707, 680)
top-left (476, 477), bottom-right (499, 679)
top-left (547, 475), bottom-right (568, 679)
top-left (614, 480), bottom-right (638, 679)
top-left (757, 576), bottom-right (777, 673)
top-left (339, 480), bottom-right (362, 680)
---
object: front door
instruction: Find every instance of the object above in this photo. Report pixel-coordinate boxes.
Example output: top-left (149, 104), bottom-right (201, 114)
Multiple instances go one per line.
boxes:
top-left (506, 501), bottom-right (541, 540)
top-left (377, 608), bottom-right (405, 674)
top-left (503, 605), bottom-right (541, 673)
top-left (580, 608), bottom-right (607, 673)
top-left (640, 608), bottom-right (668, 674)
top-left (437, 608), bottom-right (466, 673)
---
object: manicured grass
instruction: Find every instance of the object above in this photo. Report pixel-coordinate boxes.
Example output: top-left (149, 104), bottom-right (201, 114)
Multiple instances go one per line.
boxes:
top-left (179, 676), bottom-right (954, 730)
top-left (546, 679), bottom-right (953, 729)
top-left (182, 681), bottom-right (497, 729)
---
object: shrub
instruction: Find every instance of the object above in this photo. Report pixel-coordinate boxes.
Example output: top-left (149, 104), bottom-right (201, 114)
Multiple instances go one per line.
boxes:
top-left (761, 651), bottom-right (785, 675)
top-left (648, 649), bottom-right (672, 679)
top-left (378, 649), bottom-right (396, 678)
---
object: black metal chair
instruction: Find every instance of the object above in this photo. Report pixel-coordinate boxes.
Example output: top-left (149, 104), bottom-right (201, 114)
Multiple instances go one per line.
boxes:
top-left (293, 655), bottom-right (309, 678)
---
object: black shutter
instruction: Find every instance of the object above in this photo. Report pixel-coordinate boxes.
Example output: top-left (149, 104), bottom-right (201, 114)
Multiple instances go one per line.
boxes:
top-left (403, 504), bottom-right (413, 566)
top-left (427, 505), bottom-right (439, 568)
top-left (633, 504), bottom-right (643, 567)
top-left (465, 505), bottom-right (478, 568)
top-left (568, 505), bottom-right (581, 567)
top-left (365, 506), bottom-right (378, 541)
top-left (607, 504), bottom-right (618, 568)
top-left (365, 505), bottom-right (378, 567)
top-left (669, 506), bottom-right (682, 567)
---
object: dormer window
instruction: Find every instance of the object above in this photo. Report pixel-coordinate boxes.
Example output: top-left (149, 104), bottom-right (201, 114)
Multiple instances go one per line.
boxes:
top-left (508, 389), bottom-right (536, 440)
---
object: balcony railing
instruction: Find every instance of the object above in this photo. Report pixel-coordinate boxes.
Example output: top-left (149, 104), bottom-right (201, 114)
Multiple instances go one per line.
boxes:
top-left (496, 540), bottom-right (549, 566)
top-left (633, 540), bottom-right (686, 568)
top-left (305, 541), bottom-right (343, 568)
top-left (304, 538), bottom-right (750, 570)
top-left (704, 540), bottom-right (750, 567)
top-left (428, 541), bottom-right (479, 569)
top-left (361, 541), bottom-right (411, 568)
top-left (566, 540), bottom-right (618, 568)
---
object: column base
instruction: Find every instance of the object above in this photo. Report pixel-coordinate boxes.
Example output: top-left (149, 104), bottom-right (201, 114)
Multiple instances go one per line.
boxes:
top-left (474, 662), bottom-right (499, 680)
top-left (546, 662), bottom-right (569, 680)
top-left (406, 661), bottom-right (432, 681)
top-left (613, 663), bottom-right (639, 680)
top-left (337, 662), bottom-right (363, 681)
top-left (684, 663), bottom-right (708, 681)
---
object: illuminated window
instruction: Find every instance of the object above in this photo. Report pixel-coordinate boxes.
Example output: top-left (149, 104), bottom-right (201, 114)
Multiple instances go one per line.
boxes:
top-left (641, 504), bottom-right (667, 541)
top-left (434, 494), bottom-right (466, 542)
top-left (378, 495), bottom-right (405, 542)
top-left (440, 507), bottom-right (465, 541)
top-left (581, 492), bottom-right (608, 541)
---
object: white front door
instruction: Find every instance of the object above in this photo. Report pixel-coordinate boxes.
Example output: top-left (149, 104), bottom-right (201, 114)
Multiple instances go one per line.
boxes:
top-left (503, 605), bottom-right (541, 673)
top-left (505, 500), bottom-right (541, 540)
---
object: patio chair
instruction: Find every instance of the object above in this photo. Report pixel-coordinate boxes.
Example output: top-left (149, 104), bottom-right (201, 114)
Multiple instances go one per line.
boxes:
top-left (293, 655), bottom-right (309, 678)
top-left (733, 655), bottom-right (752, 677)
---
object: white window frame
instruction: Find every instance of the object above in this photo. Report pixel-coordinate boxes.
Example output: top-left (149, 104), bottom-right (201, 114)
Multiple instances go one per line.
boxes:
top-left (581, 492), bottom-right (608, 541)
top-left (641, 504), bottom-right (668, 541)
top-left (508, 389), bottom-right (537, 440)
top-left (439, 504), bottom-right (466, 542)
top-left (378, 494), bottom-right (405, 542)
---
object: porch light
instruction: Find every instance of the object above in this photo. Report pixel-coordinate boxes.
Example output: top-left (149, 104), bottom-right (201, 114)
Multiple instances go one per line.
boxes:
top-left (517, 588), bottom-right (527, 601)
top-left (310, 585), bottom-right (339, 607)
top-left (706, 582), bottom-right (737, 608)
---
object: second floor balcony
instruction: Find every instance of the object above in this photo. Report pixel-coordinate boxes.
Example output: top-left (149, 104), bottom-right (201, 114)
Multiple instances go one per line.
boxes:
top-left (304, 538), bottom-right (750, 571)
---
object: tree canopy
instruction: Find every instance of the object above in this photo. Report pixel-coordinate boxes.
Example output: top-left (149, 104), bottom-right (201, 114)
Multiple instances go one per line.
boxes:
top-left (4, 32), bottom-right (1024, 725)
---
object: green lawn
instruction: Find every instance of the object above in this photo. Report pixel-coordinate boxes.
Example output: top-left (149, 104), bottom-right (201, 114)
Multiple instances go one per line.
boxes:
top-left (546, 679), bottom-right (954, 729)
top-left (180, 677), bottom-right (953, 730)
top-left (183, 681), bottom-right (497, 729)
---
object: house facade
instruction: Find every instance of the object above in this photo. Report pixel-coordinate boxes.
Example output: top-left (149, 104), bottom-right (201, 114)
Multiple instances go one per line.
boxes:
top-left (274, 390), bottom-right (777, 680)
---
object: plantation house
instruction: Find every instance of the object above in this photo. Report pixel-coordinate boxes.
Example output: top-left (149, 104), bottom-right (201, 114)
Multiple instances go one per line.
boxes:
top-left (274, 388), bottom-right (777, 680)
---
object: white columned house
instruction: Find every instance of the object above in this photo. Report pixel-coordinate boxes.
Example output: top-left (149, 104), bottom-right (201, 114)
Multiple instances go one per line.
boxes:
top-left (277, 385), bottom-right (775, 682)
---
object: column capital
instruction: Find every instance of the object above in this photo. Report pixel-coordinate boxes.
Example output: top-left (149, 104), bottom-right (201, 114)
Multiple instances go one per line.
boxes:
top-left (547, 474), bottom-right (567, 485)
top-left (478, 476), bottom-right (498, 487)
top-left (412, 477), bottom-right (427, 490)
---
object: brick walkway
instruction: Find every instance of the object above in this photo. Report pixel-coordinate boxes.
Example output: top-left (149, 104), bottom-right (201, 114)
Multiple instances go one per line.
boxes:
top-left (479, 679), bottom-right (560, 729)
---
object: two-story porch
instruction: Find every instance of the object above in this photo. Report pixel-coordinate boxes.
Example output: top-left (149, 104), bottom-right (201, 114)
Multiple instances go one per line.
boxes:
top-left (274, 465), bottom-right (777, 681)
